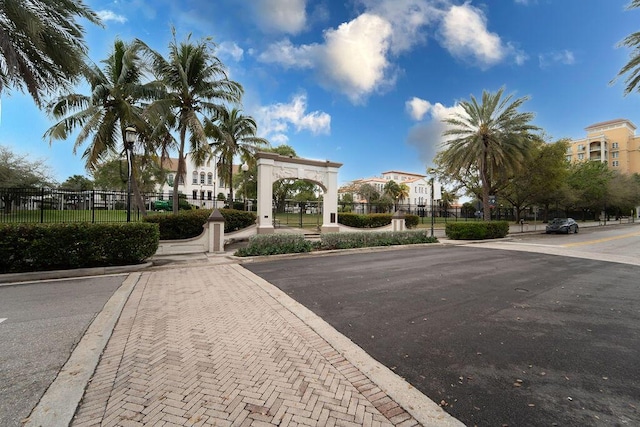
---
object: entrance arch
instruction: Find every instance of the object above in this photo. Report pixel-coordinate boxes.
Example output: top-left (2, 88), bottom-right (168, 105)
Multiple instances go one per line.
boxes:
top-left (256, 152), bottom-right (342, 234)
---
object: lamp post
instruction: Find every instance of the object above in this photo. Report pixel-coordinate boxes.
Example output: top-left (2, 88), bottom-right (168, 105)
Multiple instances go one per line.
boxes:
top-left (124, 126), bottom-right (138, 222)
top-left (241, 162), bottom-right (249, 211)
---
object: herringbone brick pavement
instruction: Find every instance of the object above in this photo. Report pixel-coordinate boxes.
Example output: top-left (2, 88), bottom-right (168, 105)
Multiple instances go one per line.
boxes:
top-left (71, 264), bottom-right (423, 426)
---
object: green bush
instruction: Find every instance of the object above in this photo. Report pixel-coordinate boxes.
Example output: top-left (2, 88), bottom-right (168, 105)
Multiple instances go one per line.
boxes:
top-left (338, 212), bottom-right (419, 229)
top-left (445, 221), bottom-right (509, 240)
top-left (318, 230), bottom-right (437, 250)
top-left (235, 234), bottom-right (313, 256)
top-left (144, 208), bottom-right (256, 239)
top-left (0, 222), bottom-right (159, 273)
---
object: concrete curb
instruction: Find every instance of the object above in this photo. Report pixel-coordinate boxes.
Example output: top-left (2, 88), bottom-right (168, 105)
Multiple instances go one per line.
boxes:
top-left (233, 264), bottom-right (465, 427)
top-left (0, 262), bottom-right (152, 285)
top-left (24, 273), bottom-right (142, 427)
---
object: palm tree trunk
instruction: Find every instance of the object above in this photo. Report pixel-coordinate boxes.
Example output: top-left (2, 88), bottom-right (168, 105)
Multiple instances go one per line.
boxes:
top-left (228, 160), bottom-right (234, 206)
top-left (481, 142), bottom-right (491, 221)
top-left (172, 128), bottom-right (187, 214)
top-left (130, 152), bottom-right (147, 216)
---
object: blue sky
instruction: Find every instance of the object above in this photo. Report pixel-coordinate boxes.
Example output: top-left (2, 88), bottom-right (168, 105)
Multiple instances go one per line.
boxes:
top-left (2, 0), bottom-right (640, 186)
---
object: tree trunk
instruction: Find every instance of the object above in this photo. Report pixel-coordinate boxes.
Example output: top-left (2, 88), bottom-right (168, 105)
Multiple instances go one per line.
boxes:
top-left (129, 152), bottom-right (147, 216)
top-left (228, 161), bottom-right (234, 206)
top-left (173, 128), bottom-right (187, 215)
top-left (481, 145), bottom-right (491, 221)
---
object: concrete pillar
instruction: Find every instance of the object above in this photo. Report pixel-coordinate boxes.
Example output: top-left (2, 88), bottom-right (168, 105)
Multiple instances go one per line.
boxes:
top-left (207, 209), bottom-right (225, 253)
top-left (256, 157), bottom-right (275, 234)
top-left (391, 210), bottom-right (405, 231)
top-left (321, 166), bottom-right (340, 233)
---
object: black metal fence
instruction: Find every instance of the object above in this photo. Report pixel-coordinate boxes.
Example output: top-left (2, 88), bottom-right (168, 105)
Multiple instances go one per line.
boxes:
top-left (0, 187), bottom-right (227, 224)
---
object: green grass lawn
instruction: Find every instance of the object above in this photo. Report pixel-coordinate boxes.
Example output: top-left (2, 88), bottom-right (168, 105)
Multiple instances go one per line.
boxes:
top-left (0, 209), bottom-right (144, 223)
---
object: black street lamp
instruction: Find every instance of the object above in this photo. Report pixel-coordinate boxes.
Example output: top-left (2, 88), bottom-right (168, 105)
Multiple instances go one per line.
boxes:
top-left (124, 126), bottom-right (138, 222)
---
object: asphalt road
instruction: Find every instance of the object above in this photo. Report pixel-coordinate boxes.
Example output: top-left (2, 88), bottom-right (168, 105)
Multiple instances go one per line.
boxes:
top-left (244, 244), bottom-right (640, 426)
top-left (0, 275), bottom-right (126, 427)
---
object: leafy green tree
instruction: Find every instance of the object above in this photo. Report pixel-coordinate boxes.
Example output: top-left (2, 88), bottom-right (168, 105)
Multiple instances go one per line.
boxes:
top-left (141, 32), bottom-right (243, 213)
top-left (439, 88), bottom-right (540, 220)
top-left (0, 145), bottom-right (53, 213)
top-left (567, 161), bottom-right (613, 219)
top-left (357, 183), bottom-right (381, 203)
top-left (0, 0), bottom-right (101, 106)
top-left (45, 39), bottom-right (159, 215)
top-left (502, 139), bottom-right (570, 221)
top-left (207, 108), bottom-right (269, 203)
top-left (92, 157), bottom-right (166, 193)
top-left (59, 175), bottom-right (94, 191)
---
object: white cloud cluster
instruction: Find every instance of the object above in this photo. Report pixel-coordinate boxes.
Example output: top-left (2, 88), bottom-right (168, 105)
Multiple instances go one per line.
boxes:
top-left (96, 10), bottom-right (127, 24)
top-left (405, 97), bottom-right (465, 165)
top-left (257, 0), bottom-right (526, 103)
top-left (539, 49), bottom-right (575, 68)
top-left (253, 0), bottom-right (307, 34)
top-left (255, 94), bottom-right (331, 144)
top-left (217, 41), bottom-right (244, 62)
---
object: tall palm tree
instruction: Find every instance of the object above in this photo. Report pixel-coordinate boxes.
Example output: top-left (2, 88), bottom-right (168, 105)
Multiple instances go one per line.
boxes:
top-left (45, 39), bottom-right (161, 215)
top-left (207, 107), bottom-right (269, 204)
top-left (614, 1), bottom-right (640, 95)
top-left (440, 88), bottom-right (539, 220)
top-left (0, 0), bottom-right (101, 106)
top-left (141, 32), bottom-right (243, 214)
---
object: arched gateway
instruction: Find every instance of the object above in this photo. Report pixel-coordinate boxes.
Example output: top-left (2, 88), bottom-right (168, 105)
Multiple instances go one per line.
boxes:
top-left (256, 152), bottom-right (342, 234)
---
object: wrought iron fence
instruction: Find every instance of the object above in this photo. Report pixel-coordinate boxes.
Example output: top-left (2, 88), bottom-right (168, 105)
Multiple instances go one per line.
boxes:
top-left (0, 187), bottom-right (229, 224)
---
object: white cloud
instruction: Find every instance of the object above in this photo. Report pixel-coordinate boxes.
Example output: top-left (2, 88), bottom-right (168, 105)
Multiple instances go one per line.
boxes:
top-left (539, 49), bottom-right (575, 68)
top-left (439, 3), bottom-right (505, 68)
top-left (406, 97), bottom-right (432, 121)
top-left (96, 10), bottom-right (127, 23)
top-left (255, 94), bottom-right (331, 144)
top-left (406, 99), bottom-right (465, 165)
top-left (217, 41), bottom-right (244, 62)
top-left (257, 39), bottom-right (317, 68)
top-left (253, 0), bottom-right (307, 34)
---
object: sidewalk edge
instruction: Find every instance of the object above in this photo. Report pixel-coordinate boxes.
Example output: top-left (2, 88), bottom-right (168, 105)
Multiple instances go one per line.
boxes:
top-left (233, 265), bottom-right (464, 427)
top-left (24, 273), bottom-right (142, 427)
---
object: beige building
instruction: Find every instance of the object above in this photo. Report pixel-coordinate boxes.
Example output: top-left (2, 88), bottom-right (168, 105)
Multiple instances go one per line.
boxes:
top-left (567, 118), bottom-right (640, 174)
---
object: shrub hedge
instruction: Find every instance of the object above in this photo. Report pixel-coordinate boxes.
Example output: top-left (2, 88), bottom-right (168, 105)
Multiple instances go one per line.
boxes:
top-left (445, 221), bottom-right (509, 240)
top-left (235, 234), bottom-right (313, 256)
top-left (338, 212), bottom-right (420, 229)
top-left (143, 208), bottom-right (256, 240)
top-left (318, 230), bottom-right (437, 250)
top-left (0, 222), bottom-right (159, 273)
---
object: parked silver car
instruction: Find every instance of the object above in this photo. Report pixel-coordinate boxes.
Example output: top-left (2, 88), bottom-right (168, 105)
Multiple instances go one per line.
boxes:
top-left (545, 218), bottom-right (579, 234)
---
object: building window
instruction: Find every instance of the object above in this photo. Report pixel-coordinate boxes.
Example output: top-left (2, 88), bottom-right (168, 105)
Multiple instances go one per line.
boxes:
top-left (200, 191), bottom-right (205, 200)
top-left (612, 151), bottom-right (619, 158)
top-left (613, 160), bottom-right (619, 167)
top-left (207, 191), bottom-right (213, 200)
top-left (200, 172), bottom-right (205, 184)
top-left (207, 173), bottom-right (213, 185)
top-left (566, 155), bottom-right (572, 162)
top-left (167, 174), bottom-right (174, 186)
top-left (192, 190), bottom-right (197, 199)
top-left (612, 142), bottom-right (619, 149)
top-left (192, 171), bottom-right (198, 184)
top-left (578, 144), bottom-right (585, 151)
top-left (578, 153), bottom-right (584, 160)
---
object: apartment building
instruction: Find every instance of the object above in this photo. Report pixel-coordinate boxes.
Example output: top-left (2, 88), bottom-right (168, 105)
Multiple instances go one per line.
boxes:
top-left (339, 170), bottom-right (442, 207)
top-left (567, 118), bottom-right (640, 174)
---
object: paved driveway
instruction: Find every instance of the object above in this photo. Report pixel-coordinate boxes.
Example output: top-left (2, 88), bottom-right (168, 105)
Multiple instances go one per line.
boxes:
top-left (244, 246), bottom-right (640, 426)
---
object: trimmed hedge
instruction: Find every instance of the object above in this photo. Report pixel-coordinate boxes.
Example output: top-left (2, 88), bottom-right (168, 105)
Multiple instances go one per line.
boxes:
top-left (235, 234), bottom-right (313, 256)
top-left (0, 222), bottom-right (159, 273)
top-left (234, 229), bottom-right (438, 256)
top-left (338, 213), bottom-right (420, 229)
top-left (143, 209), bottom-right (256, 240)
top-left (445, 221), bottom-right (509, 240)
top-left (318, 230), bottom-right (437, 250)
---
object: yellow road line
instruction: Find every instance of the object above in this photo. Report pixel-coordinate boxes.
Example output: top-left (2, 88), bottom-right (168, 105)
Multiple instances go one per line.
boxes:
top-left (562, 231), bottom-right (640, 248)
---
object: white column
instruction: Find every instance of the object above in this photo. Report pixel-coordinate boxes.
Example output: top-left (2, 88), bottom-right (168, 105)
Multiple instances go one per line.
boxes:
top-left (321, 167), bottom-right (340, 233)
top-left (257, 157), bottom-right (275, 234)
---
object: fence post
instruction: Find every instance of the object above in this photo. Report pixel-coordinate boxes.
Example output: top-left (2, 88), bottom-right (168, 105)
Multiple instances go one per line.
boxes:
top-left (40, 187), bottom-right (45, 223)
top-left (91, 190), bottom-right (95, 223)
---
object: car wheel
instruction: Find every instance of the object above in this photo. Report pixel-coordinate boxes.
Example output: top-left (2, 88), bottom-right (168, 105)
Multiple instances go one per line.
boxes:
top-left (574, 226), bottom-right (579, 234)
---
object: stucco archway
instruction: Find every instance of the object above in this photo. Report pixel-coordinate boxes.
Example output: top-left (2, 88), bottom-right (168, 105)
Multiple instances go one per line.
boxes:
top-left (256, 152), bottom-right (342, 234)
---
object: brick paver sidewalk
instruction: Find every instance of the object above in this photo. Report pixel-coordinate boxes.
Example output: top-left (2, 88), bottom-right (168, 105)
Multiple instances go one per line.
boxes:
top-left (71, 264), bottom-right (436, 426)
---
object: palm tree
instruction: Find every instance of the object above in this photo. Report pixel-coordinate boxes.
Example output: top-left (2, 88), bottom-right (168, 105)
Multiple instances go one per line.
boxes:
top-left (45, 39), bottom-right (160, 215)
top-left (614, 0), bottom-right (640, 95)
top-left (440, 88), bottom-right (539, 221)
top-left (141, 32), bottom-right (243, 214)
top-left (0, 0), bottom-right (101, 106)
top-left (207, 107), bottom-right (269, 205)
